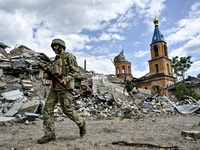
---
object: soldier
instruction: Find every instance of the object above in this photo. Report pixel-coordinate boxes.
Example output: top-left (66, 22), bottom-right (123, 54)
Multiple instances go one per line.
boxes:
top-left (38, 39), bottom-right (86, 144)
top-left (123, 79), bottom-right (139, 100)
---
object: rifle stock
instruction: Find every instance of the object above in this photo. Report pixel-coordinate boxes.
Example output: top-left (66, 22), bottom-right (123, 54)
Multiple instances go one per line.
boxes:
top-left (38, 64), bottom-right (75, 95)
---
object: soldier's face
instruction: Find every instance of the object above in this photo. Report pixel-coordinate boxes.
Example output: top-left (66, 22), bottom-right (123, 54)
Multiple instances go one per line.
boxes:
top-left (52, 44), bottom-right (59, 52)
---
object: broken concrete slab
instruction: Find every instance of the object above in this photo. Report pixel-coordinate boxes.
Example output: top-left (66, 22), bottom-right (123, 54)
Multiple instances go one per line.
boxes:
top-left (2, 89), bottom-right (24, 101)
top-left (4, 101), bottom-right (22, 117)
top-left (0, 111), bottom-right (4, 117)
top-left (17, 100), bottom-right (41, 115)
top-left (0, 117), bottom-right (16, 122)
top-left (11, 60), bottom-right (27, 69)
top-left (181, 131), bottom-right (200, 140)
top-left (0, 69), bottom-right (3, 78)
top-left (92, 75), bottom-right (109, 93)
top-left (0, 61), bottom-right (11, 69)
top-left (22, 80), bottom-right (32, 89)
top-left (0, 80), bottom-right (6, 89)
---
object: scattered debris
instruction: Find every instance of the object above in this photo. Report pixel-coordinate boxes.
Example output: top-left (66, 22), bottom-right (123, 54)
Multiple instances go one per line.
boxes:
top-left (0, 117), bottom-right (16, 122)
top-left (181, 131), bottom-right (200, 140)
top-left (164, 96), bottom-right (200, 114)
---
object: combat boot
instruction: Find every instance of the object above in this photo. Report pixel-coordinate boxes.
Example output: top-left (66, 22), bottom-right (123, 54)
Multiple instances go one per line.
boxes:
top-left (79, 120), bottom-right (86, 137)
top-left (37, 135), bottom-right (56, 144)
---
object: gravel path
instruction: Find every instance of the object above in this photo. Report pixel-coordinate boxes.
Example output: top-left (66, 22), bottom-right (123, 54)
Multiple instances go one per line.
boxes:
top-left (0, 114), bottom-right (200, 150)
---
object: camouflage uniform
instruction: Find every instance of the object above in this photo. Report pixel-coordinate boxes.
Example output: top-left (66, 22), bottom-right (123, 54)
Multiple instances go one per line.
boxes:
top-left (125, 82), bottom-right (138, 98)
top-left (43, 52), bottom-right (84, 138)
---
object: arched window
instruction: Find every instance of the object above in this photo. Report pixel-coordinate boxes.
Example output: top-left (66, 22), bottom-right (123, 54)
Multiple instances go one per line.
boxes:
top-left (155, 64), bottom-right (159, 74)
top-left (154, 45), bottom-right (158, 57)
top-left (122, 65), bottom-right (125, 73)
top-left (164, 45), bottom-right (167, 56)
top-left (128, 66), bottom-right (131, 74)
top-left (156, 85), bottom-right (160, 95)
top-left (167, 64), bottom-right (169, 74)
top-left (117, 66), bottom-right (119, 74)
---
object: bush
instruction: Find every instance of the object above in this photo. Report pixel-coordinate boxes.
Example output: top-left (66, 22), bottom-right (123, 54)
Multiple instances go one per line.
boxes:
top-left (120, 108), bottom-right (132, 120)
top-left (176, 82), bottom-right (200, 101)
top-left (176, 82), bottom-right (188, 101)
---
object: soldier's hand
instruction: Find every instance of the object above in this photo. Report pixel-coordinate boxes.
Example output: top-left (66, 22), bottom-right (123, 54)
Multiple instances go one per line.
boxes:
top-left (60, 79), bottom-right (66, 85)
top-left (43, 73), bottom-right (49, 79)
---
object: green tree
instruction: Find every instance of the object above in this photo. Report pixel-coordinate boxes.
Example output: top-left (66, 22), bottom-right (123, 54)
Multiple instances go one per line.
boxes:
top-left (172, 56), bottom-right (193, 83)
top-left (176, 82), bottom-right (188, 101)
top-left (197, 73), bottom-right (200, 79)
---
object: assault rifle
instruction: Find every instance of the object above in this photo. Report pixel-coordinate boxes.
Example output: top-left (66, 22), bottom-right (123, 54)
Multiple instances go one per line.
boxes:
top-left (38, 64), bottom-right (75, 95)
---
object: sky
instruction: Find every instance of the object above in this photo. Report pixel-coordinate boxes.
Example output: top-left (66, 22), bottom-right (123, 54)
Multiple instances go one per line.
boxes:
top-left (0, 0), bottom-right (200, 78)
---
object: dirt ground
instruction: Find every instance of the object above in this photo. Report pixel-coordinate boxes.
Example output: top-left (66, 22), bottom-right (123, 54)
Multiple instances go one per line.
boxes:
top-left (0, 114), bottom-right (200, 150)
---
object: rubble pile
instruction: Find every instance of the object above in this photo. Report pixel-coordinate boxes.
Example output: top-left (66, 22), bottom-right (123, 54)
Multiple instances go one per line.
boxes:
top-left (0, 45), bottom-right (51, 121)
top-left (69, 75), bottom-right (176, 119)
top-left (0, 44), bottom-right (199, 123)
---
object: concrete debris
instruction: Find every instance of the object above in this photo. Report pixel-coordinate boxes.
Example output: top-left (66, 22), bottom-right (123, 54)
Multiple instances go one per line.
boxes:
top-left (0, 69), bottom-right (3, 78)
top-left (0, 117), bottom-right (16, 122)
top-left (2, 89), bottom-right (24, 101)
top-left (164, 96), bottom-right (200, 114)
top-left (181, 131), bottom-right (200, 140)
top-left (22, 80), bottom-right (33, 89)
top-left (54, 117), bottom-right (65, 122)
top-left (4, 101), bottom-right (22, 117)
top-left (0, 43), bottom-right (199, 122)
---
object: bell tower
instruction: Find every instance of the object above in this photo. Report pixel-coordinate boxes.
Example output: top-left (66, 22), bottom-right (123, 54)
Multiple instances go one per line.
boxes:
top-left (113, 47), bottom-right (132, 81)
top-left (149, 16), bottom-right (173, 76)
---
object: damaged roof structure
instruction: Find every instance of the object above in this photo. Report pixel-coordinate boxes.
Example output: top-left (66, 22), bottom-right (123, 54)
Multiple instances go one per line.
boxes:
top-left (166, 76), bottom-right (200, 98)
top-left (0, 42), bottom-right (10, 54)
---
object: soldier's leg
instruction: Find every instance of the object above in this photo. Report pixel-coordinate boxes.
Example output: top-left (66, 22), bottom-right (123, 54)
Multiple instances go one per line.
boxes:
top-left (128, 91), bottom-right (134, 99)
top-left (58, 90), bottom-right (84, 127)
top-left (43, 89), bottom-right (58, 138)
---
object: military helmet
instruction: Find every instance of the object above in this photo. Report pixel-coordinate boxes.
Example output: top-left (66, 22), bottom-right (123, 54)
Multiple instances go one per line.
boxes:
top-left (51, 38), bottom-right (66, 49)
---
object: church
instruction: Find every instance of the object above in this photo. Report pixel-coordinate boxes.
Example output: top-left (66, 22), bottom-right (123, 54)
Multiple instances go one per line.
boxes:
top-left (114, 16), bottom-right (175, 96)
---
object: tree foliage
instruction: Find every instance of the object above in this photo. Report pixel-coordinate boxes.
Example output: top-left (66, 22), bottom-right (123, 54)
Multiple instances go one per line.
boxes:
top-left (172, 56), bottom-right (193, 82)
top-left (176, 82), bottom-right (188, 101)
top-left (197, 73), bottom-right (200, 79)
top-left (176, 82), bottom-right (199, 101)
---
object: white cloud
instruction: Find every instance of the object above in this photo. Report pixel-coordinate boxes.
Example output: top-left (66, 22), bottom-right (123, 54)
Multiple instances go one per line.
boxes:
top-left (165, 2), bottom-right (200, 46)
top-left (98, 33), bottom-right (111, 41)
top-left (169, 47), bottom-right (187, 59)
top-left (133, 50), bottom-right (149, 58)
top-left (131, 63), bottom-right (149, 78)
top-left (183, 34), bottom-right (200, 53)
top-left (0, 0), bottom-right (134, 49)
top-left (76, 54), bottom-right (115, 74)
top-left (187, 61), bottom-right (200, 77)
top-left (132, 41), bottom-right (141, 47)
top-left (95, 32), bottom-right (125, 42)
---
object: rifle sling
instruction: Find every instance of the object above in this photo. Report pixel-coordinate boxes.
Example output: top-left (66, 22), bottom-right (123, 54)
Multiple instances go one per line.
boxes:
top-left (62, 52), bottom-right (65, 79)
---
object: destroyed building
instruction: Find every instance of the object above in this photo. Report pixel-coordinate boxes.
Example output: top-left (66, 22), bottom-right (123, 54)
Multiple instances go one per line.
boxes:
top-left (113, 48), bottom-right (133, 81)
top-left (166, 76), bottom-right (200, 98)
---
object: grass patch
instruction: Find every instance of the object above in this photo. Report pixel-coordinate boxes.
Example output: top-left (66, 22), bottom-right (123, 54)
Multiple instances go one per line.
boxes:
top-left (133, 115), bottom-right (142, 121)
top-left (191, 122), bottom-right (200, 128)
top-left (120, 108), bottom-right (132, 120)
